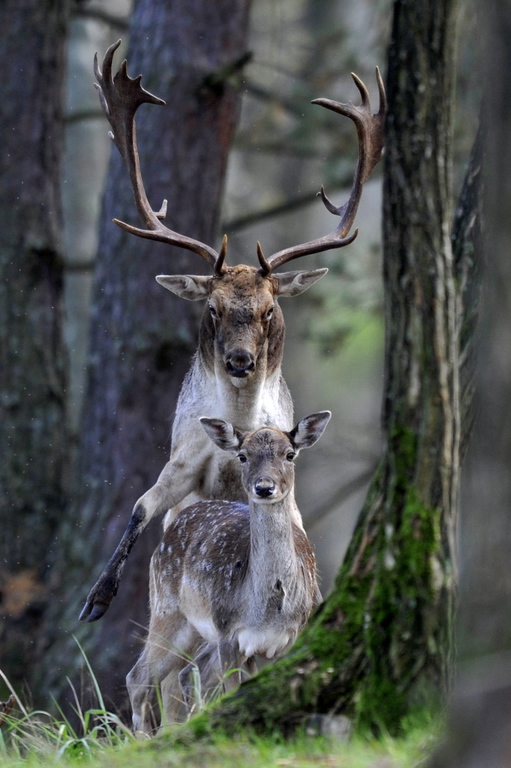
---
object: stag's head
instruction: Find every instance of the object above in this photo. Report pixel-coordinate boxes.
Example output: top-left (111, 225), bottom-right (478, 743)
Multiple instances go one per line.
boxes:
top-left (94, 41), bottom-right (385, 384)
top-left (156, 261), bottom-right (326, 382)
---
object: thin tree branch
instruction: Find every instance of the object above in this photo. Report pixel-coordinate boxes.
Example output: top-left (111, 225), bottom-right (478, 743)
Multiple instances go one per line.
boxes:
top-left (307, 463), bottom-right (377, 530)
top-left (223, 171), bottom-right (361, 233)
top-left (73, 6), bottom-right (129, 31)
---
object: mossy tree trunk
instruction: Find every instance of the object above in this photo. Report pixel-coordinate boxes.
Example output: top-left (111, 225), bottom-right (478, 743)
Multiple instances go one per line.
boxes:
top-left (179, 0), bottom-right (468, 737)
top-left (40, 0), bottom-right (251, 715)
top-left (0, 0), bottom-right (69, 696)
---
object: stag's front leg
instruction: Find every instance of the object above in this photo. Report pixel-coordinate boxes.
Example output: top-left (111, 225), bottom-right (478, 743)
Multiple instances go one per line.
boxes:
top-left (78, 502), bottom-right (145, 621)
top-left (79, 453), bottom-right (199, 621)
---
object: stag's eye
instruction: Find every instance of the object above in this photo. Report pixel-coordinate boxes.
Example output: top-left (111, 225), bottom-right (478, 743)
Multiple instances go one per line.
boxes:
top-left (263, 306), bottom-right (274, 321)
top-left (237, 453), bottom-right (247, 464)
top-left (208, 304), bottom-right (219, 318)
top-left (286, 452), bottom-right (295, 462)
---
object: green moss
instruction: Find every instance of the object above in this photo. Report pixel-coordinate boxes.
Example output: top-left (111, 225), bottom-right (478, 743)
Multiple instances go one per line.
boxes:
top-left (354, 472), bottom-right (447, 732)
top-left (390, 425), bottom-right (418, 498)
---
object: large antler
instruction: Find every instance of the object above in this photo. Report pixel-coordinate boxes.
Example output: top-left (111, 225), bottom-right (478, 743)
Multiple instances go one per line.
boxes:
top-left (94, 40), bottom-right (226, 273)
top-left (257, 68), bottom-right (386, 275)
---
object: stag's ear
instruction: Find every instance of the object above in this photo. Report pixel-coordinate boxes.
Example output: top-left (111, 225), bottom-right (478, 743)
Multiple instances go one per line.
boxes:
top-left (274, 268), bottom-right (328, 297)
top-left (200, 417), bottom-right (243, 452)
top-left (156, 274), bottom-right (210, 301)
top-left (289, 411), bottom-right (331, 451)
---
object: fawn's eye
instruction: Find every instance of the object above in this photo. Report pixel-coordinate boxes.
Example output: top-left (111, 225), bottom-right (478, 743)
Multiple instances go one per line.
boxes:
top-left (237, 453), bottom-right (247, 464)
top-left (286, 452), bottom-right (295, 462)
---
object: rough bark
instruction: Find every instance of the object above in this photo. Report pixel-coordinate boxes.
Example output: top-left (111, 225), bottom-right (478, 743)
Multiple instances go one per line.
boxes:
top-left (430, 2), bottom-right (511, 765)
top-left (452, 125), bottom-right (483, 459)
top-left (40, 0), bottom-right (251, 714)
top-left (0, 0), bottom-right (69, 695)
top-left (171, 0), bottom-right (461, 737)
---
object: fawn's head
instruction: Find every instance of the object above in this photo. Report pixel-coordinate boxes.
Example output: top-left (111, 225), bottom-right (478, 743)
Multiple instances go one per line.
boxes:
top-left (200, 411), bottom-right (331, 504)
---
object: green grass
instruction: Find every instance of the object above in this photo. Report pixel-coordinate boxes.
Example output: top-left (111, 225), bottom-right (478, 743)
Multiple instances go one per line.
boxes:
top-left (0, 643), bottom-right (442, 768)
top-left (0, 717), bottom-right (440, 768)
top-left (0, 691), bottom-right (441, 768)
top-left (92, 727), bottom-right (439, 768)
top-left (0, 662), bottom-right (134, 765)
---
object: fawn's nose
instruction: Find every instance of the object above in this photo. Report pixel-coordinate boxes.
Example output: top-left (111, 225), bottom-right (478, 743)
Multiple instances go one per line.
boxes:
top-left (254, 477), bottom-right (276, 498)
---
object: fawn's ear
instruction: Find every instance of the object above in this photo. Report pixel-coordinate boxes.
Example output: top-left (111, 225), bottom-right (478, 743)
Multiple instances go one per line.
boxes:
top-left (156, 274), bottom-right (210, 301)
top-left (200, 417), bottom-right (242, 452)
top-left (289, 411), bottom-right (332, 451)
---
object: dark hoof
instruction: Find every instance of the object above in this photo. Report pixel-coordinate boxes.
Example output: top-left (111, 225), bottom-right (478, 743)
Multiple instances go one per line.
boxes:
top-left (79, 596), bottom-right (111, 622)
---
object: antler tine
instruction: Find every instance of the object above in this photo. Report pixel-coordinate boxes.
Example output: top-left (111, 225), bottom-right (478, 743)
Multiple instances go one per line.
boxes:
top-left (263, 67), bottom-right (386, 274)
top-left (94, 40), bottom-right (220, 269)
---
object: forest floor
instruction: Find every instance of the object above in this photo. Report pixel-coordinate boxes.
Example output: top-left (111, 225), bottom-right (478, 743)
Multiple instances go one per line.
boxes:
top-left (0, 731), bottom-right (439, 768)
top-left (0, 700), bottom-right (441, 768)
top-left (0, 656), bottom-right (442, 768)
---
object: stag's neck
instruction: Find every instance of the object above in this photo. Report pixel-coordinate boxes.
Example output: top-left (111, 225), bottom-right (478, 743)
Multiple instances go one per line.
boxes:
top-left (196, 346), bottom-right (288, 431)
top-left (218, 360), bottom-right (277, 424)
top-left (194, 304), bottom-right (290, 430)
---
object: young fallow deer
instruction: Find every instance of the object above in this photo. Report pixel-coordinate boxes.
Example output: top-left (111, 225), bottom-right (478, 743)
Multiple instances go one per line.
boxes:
top-left (79, 41), bottom-right (385, 623)
top-left (126, 410), bottom-right (331, 732)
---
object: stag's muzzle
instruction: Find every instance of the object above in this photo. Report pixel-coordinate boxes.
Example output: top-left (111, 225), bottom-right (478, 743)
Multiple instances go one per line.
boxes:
top-left (226, 349), bottom-right (255, 378)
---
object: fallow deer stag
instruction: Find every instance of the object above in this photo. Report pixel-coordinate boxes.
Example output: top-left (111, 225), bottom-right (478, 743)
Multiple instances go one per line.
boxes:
top-left (79, 40), bottom-right (385, 623)
top-left (126, 411), bottom-right (331, 732)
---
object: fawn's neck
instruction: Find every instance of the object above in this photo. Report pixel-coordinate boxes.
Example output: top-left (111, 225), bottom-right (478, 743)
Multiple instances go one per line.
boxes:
top-left (247, 498), bottom-right (298, 589)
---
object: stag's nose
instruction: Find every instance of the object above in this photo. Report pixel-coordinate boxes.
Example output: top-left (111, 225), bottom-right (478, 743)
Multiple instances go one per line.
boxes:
top-left (226, 350), bottom-right (255, 378)
top-left (254, 477), bottom-right (277, 498)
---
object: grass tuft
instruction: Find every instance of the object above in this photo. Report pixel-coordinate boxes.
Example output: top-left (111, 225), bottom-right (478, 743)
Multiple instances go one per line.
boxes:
top-left (0, 646), bottom-right (135, 764)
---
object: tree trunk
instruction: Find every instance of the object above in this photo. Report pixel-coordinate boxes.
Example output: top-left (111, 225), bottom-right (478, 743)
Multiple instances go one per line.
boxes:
top-left (452, 125), bottom-right (483, 459)
top-left (0, 0), bottom-right (69, 696)
top-left (40, 0), bottom-right (251, 715)
top-left (178, 0), bottom-right (461, 737)
top-left (429, 2), bottom-right (511, 766)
